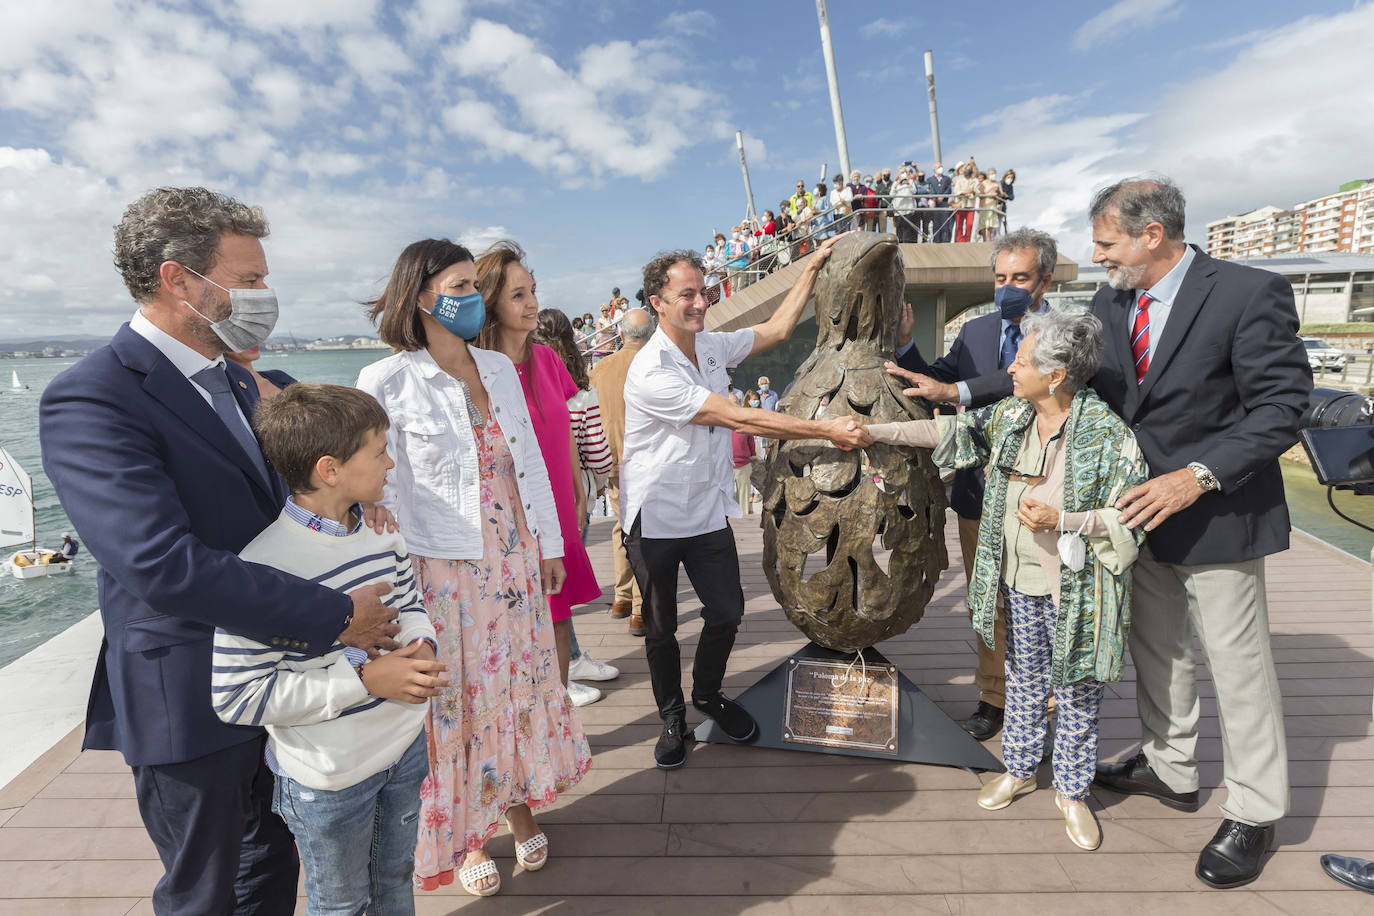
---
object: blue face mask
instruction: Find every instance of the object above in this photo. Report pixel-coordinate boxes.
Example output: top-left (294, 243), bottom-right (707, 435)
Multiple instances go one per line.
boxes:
top-left (995, 284), bottom-right (1034, 321)
top-left (426, 291), bottom-right (486, 341)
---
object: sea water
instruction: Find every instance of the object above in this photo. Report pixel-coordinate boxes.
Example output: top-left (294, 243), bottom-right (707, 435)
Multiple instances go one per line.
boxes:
top-left (0, 349), bottom-right (383, 668)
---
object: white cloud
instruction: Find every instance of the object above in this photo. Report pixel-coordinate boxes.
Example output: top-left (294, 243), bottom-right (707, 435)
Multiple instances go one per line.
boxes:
top-left (401, 0), bottom-right (468, 44)
top-left (860, 18), bottom-right (909, 38)
top-left (1073, 0), bottom-right (1183, 51)
top-left (227, 0), bottom-right (380, 31)
top-left (661, 10), bottom-right (716, 35)
top-left (457, 226), bottom-right (510, 254)
top-left (338, 33), bottom-right (413, 83)
top-left (983, 5), bottom-right (1374, 263)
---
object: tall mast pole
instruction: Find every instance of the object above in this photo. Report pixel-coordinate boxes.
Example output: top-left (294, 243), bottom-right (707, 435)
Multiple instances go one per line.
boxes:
top-left (816, 0), bottom-right (851, 179)
top-left (924, 50), bottom-right (943, 165)
top-left (735, 130), bottom-right (758, 226)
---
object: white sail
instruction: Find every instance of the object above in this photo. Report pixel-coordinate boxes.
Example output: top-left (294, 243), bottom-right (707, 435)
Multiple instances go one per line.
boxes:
top-left (0, 445), bottom-right (34, 550)
top-left (10, 371), bottom-right (21, 390)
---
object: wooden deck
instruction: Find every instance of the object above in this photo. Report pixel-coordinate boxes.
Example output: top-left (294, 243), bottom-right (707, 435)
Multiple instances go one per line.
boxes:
top-left (2, 513), bottom-right (1372, 914)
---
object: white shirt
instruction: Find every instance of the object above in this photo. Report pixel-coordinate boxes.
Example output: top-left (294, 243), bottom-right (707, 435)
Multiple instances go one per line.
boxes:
top-left (128, 309), bottom-right (253, 435)
top-left (620, 326), bottom-right (755, 538)
top-left (355, 346), bottom-right (564, 561)
top-left (1134, 244), bottom-right (1196, 363)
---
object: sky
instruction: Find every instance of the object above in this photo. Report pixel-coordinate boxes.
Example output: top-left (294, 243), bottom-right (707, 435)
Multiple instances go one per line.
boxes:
top-left (1, 0), bottom-right (1373, 341)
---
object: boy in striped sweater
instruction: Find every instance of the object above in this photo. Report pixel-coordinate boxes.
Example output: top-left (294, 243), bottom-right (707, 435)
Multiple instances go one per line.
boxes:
top-left (213, 383), bottom-right (448, 916)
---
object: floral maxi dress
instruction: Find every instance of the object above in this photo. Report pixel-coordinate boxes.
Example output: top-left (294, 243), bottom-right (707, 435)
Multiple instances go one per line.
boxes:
top-left (413, 413), bottom-right (592, 890)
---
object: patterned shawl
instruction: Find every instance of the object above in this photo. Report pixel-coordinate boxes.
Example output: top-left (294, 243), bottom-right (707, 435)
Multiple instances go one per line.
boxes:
top-left (932, 387), bottom-right (1149, 685)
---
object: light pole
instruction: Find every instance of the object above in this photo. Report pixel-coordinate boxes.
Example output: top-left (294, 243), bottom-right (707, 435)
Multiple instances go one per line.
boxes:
top-left (736, 130), bottom-right (758, 226)
top-left (816, 0), bottom-right (851, 179)
top-left (924, 50), bottom-right (943, 166)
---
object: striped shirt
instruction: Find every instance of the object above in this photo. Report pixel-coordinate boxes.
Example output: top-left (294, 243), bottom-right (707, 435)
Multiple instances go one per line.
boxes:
top-left (570, 387), bottom-right (614, 493)
top-left (211, 507), bottom-right (435, 791)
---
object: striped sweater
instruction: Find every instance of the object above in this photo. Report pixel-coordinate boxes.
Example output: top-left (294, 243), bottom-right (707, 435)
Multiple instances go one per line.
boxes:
top-left (570, 387), bottom-right (613, 495)
top-left (212, 510), bottom-right (435, 790)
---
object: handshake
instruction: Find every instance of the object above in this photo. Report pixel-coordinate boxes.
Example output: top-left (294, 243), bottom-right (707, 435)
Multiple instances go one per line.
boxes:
top-left (817, 415), bottom-right (874, 450)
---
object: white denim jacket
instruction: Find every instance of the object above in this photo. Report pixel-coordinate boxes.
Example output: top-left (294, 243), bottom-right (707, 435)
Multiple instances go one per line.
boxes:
top-left (356, 347), bottom-right (564, 561)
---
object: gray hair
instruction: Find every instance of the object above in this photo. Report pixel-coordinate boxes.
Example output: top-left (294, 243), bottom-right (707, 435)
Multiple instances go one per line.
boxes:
top-left (1018, 305), bottom-right (1103, 394)
top-left (114, 187), bottom-right (269, 302)
top-left (1089, 176), bottom-right (1186, 241)
top-left (620, 308), bottom-right (656, 342)
top-left (989, 227), bottom-right (1058, 280)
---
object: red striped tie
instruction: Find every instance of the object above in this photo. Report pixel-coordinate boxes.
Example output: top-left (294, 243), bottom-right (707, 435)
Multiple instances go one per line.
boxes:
top-left (1131, 293), bottom-right (1151, 385)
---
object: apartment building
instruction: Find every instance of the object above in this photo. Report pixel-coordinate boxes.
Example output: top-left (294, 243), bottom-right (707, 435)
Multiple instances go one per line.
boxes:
top-left (1206, 178), bottom-right (1374, 259)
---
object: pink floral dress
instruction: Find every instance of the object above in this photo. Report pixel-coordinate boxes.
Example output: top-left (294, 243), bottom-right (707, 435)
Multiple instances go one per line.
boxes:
top-left (413, 413), bottom-right (592, 891)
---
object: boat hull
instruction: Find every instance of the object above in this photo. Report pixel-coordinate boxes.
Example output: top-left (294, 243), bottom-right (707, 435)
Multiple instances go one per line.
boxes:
top-left (9, 551), bottom-right (77, 579)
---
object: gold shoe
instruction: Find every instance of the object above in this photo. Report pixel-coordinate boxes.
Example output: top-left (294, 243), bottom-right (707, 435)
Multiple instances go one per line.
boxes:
top-left (1055, 794), bottom-right (1102, 850)
top-left (977, 772), bottom-right (1037, 810)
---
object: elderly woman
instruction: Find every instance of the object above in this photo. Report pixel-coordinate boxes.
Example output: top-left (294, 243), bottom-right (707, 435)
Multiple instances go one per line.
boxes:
top-left (864, 308), bottom-right (1147, 851)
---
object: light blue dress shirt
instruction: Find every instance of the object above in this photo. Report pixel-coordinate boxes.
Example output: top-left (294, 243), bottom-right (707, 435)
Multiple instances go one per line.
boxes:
top-left (1132, 244), bottom-right (1196, 364)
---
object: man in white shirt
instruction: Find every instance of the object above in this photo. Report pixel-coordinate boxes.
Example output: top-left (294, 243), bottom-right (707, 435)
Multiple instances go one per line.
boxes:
top-left (620, 236), bottom-right (865, 770)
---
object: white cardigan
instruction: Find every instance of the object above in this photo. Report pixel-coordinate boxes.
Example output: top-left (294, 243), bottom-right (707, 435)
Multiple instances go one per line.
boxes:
top-left (356, 347), bottom-right (564, 561)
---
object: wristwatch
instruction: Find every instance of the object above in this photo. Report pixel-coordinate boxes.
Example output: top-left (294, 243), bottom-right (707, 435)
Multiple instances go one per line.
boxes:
top-left (1188, 462), bottom-right (1219, 492)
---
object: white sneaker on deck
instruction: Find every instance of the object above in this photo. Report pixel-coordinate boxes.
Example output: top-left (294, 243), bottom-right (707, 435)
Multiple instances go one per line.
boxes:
top-left (568, 652), bottom-right (620, 682)
top-left (567, 680), bottom-right (603, 707)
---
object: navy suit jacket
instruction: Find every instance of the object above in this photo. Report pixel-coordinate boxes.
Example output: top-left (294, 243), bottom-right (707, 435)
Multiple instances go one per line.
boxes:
top-left (40, 324), bottom-right (352, 767)
top-left (1089, 247), bottom-right (1311, 564)
top-left (897, 311), bottom-right (1013, 518)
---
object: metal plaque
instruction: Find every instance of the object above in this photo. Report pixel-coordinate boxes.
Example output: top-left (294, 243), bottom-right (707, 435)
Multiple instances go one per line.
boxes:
top-left (782, 657), bottom-right (898, 754)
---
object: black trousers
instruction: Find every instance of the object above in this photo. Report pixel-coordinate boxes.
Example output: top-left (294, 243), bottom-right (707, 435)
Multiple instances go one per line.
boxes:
top-left (132, 736), bottom-right (299, 915)
top-left (624, 515), bottom-right (745, 721)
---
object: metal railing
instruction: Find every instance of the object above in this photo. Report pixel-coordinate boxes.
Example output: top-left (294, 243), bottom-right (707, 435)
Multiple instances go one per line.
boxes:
top-left (705, 194), bottom-right (1010, 300)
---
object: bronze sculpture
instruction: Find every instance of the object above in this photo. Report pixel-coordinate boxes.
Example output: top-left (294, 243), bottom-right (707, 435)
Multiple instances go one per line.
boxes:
top-left (759, 233), bottom-right (948, 653)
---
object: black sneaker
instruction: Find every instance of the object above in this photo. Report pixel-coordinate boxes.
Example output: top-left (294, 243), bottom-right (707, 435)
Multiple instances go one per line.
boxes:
top-left (691, 692), bottom-right (758, 743)
top-left (654, 717), bottom-right (688, 770)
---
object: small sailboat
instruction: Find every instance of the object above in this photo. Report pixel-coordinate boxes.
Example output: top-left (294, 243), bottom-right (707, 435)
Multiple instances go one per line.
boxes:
top-left (10, 371), bottom-right (29, 391)
top-left (1, 443), bottom-right (76, 579)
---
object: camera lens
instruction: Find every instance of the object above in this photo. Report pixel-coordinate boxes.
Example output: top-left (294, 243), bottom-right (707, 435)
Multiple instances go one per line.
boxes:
top-left (1301, 388), bottom-right (1374, 429)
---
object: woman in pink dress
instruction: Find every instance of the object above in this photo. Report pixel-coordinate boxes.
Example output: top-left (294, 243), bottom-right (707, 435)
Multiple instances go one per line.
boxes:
top-left (475, 241), bottom-right (602, 687)
top-left (357, 239), bottom-right (590, 897)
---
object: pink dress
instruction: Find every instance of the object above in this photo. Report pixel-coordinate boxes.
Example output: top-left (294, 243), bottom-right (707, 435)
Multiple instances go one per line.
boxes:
top-left (413, 413), bottom-right (592, 889)
top-left (513, 344), bottom-right (600, 619)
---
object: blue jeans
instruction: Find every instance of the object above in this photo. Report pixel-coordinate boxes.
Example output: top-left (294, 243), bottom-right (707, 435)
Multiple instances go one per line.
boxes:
top-left (273, 732), bottom-right (427, 915)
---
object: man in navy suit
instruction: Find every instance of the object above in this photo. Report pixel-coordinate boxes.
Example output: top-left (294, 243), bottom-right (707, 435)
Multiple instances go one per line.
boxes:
top-left (1083, 178), bottom-right (1310, 889)
top-left (885, 228), bottom-right (1059, 741)
top-left (40, 188), bottom-right (400, 915)
top-left (925, 163), bottom-right (953, 243)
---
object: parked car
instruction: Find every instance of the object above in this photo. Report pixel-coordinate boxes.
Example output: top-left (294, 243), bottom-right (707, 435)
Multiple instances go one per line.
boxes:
top-left (1302, 337), bottom-right (1347, 373)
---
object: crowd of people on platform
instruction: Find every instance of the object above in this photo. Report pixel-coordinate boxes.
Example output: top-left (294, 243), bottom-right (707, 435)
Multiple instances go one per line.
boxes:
top-left (43, 170), bottom-right (1369, 915)
top-left (702, 158), bottom-right (1018, 298)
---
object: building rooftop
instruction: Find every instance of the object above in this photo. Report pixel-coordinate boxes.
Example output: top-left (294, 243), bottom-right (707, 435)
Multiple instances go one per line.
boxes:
top-left (1075, 251), bottom-right (1374, 284)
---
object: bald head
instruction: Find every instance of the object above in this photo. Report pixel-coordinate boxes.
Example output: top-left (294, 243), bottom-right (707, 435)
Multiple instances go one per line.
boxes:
top-left (620, 307), bottom-right (654, 347)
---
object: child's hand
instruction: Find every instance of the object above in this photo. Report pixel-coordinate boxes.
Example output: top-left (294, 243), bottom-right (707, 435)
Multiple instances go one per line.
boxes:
top-left (360, 640), bottom-right (450, 704)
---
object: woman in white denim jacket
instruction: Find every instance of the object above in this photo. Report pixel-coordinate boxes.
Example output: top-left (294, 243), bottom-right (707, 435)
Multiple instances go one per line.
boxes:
top-left (356, 239), bottom-right (591, 898)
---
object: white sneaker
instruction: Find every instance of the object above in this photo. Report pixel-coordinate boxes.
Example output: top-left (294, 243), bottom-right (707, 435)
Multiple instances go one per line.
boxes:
top-left (568, 652), bottom-right (620, 682)
top-left (567, 680), bottom-right (603, 707)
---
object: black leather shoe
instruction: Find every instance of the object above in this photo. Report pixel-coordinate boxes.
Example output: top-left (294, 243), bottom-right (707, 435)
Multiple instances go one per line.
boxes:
top-left (1196, 820), bottom-right (1275, 889)
top-left (963, 701), bottom-right (1004, 741)
top-left (691, 692), bottom-right (758, 743)
top-left (654, 717), bottom-right (688, 770)
top-left (1321, 854), bottom-right (1374, 893)
top-left (1093, 750), bottom-right (1200, 812)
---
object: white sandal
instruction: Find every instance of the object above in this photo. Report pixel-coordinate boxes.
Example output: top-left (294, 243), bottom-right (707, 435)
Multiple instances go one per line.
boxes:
top-left (512, 831), bottom-right (549, 871)
top-left (458, 858), bottom-right (501, 897)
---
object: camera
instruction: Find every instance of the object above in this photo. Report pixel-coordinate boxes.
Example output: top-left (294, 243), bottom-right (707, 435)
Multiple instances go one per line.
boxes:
top-left (1299, 388), bottom-right (1374, 497)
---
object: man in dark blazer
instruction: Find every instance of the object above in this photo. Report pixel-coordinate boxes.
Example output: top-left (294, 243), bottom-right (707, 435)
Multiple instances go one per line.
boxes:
top-left (886, 227), bottom-right (1059, 741)
top-left (40, 188), bottom-right (400, 915)
top-left (926, 163), bottom-right (953, 243)
top-left (1081, 178), bottom-right (1310, 889)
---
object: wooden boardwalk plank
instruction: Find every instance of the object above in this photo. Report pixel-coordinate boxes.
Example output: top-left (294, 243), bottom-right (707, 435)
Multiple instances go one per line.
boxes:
top-left (0, 514), bottom-right (1369, 912)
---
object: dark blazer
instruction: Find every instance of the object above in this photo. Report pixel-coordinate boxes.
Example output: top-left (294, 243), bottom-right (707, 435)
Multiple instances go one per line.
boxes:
top-left (1088, 247), bottom-right (1312, 565)
top-left (897, 311), bottom-right (1013, 518)
top-left (40, 324), bottom-right (351, 767)
top-left (258, 368), bottom-right (299, 388)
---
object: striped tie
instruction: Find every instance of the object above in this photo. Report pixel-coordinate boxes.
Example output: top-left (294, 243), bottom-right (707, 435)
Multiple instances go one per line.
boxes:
top-left (1131, 293), bottom-right (1151, 385)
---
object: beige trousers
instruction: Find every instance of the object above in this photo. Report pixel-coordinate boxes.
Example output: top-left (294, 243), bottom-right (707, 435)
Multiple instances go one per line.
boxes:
top-left (958, 514), bottom-right (1006, 707)
top-left (1131, 546), bottom-right (1289, 826)
top-left (733, 465), bottom-right (755, 515)
top-left (605, 477), bottom-right (641, 610)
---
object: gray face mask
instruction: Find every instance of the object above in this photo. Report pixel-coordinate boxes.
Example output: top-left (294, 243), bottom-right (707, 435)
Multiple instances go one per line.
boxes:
top-left (181, 265), bottom-right (279, 352)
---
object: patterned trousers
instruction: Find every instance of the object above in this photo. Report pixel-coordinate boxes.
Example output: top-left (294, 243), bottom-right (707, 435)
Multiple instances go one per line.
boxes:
top-left (1001, 586), bottom-right (1105, 801)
